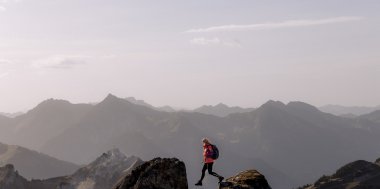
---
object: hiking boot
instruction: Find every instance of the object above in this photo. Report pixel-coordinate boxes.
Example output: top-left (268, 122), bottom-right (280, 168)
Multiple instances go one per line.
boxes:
top-left (195, 181), bottom-right (202, 186)
top-left (218, 176), bottom-right (224, 183)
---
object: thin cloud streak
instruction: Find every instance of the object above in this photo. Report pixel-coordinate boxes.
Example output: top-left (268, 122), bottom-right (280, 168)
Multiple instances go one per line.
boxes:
top-left (186, 16), bottom-right (364, 33)
top-left (190, 37), bottom-right (242, 47)
top-left (32, 55), bottom-right (88, 69)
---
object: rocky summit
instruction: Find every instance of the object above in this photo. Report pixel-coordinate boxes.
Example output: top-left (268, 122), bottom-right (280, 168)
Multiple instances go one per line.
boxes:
top-left (219, 169), bottom-right (272, 189)
top-left (112, 157), bottom-right (188, 189)
top-left (57, 148), bottom-right (144, 189)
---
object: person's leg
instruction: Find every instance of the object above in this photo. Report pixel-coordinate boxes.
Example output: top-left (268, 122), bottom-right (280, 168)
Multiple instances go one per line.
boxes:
top-left (207, 162), bottom-right (224, 182)
top-left (200, 163), bottom-right (207, 181)
top-left (195, 163), bottom-right (207, 185)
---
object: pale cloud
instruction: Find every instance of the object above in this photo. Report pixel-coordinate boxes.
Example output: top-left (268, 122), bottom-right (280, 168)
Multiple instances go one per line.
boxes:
top-left (0, 6), bottom-right (5, 11)
top-left (190, 37), bottom-right (242, 47)
top-left (186, 16), bottom-right (364, 33)
top-left (32, 55), bottom-right (88, 69)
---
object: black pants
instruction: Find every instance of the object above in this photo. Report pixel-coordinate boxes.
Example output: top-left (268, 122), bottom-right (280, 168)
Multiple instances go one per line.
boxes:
top-left (199, 162), bottom-right (222, 181)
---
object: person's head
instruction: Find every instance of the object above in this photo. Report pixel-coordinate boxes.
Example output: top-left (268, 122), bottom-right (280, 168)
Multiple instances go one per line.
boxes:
top-left (202, 138), bottom-right (210, 145)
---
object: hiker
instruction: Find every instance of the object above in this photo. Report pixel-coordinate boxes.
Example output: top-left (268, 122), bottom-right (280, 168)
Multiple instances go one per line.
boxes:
top-left (195, 138), bottom-right (224, 186)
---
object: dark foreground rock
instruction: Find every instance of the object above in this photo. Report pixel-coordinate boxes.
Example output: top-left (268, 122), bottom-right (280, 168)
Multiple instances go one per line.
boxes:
top-left (300, 159), bottom-right (380, 189)
top-left (219, 169), bottom-right (272, 189)
top-left (112, 157), bottom-right (188, 189)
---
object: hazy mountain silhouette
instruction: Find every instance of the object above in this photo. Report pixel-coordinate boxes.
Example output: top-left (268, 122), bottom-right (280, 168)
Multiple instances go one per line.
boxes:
top-left (319, 104), bottom-right (380, 116)
top-left (39, 95), bottom-right (290, 188)
top-left (223, 100), bottom-right (380, 185)
top-left (1, 99), bottom-right (93, 150)
top-left (41, 94), bottom-right (170, 164)
top-left (194, 103), bottom-right (255, 117)
top-left (338, 113), bottom-right (357, 118)
top-left (0, 142), bottom-right (79, 180)
top-left (2, 95), bottom-right (380, 188)
top-left (125, 97), bottom-right (175, 112)
top-left (359, 110), bottom-right (380, 123)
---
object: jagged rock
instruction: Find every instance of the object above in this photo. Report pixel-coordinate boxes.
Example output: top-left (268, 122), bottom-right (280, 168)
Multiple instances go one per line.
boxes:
top-left (112, 157), bottom-right (188, 189)
top-left (0, 164), bottom-right (29, 189)
top-left (219, 170), bottom-right (272, 189)
top-left (54, 148), bottom-right (143, 189)
top-left (301, 159), bottom-right (380, 189)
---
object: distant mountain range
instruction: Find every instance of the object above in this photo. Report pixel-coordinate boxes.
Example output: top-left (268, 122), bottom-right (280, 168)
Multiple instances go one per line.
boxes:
top-left (0, 149), bottom-right (143, 189)
top-left (126, 97), bottom-right (256, 117)
top-left (1, 94), bottom-right (380, 188)
top-left (193, 103), bottom-right (255, 117)
top-left (125, 97), bottom-right (176, 112)
top-left (358, 110), bottom-right (380, 124)
top-left (0, 142), bottom-right (79, 179)
top-left (319, 104), bottom-right (380, 116)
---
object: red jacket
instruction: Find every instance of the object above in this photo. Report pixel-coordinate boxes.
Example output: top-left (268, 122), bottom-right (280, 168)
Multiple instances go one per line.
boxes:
top-left (203, 144), bottom-right (214, 163)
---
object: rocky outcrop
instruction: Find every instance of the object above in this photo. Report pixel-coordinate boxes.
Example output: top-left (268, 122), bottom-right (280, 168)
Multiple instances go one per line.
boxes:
top-left (219, 170), bottom-right (271, 189)
top-left (112, 157), bottom-right (188, 189)
top-left (0, 164), bottom-right (29, 189)
top-left (301, 159), bottom-right (380, 189)
top-left (56, 148), bottom-right (144, 189)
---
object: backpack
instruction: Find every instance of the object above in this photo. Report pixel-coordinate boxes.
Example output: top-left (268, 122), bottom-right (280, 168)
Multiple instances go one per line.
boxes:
top-left (210, 144), bottom-right (219, 160)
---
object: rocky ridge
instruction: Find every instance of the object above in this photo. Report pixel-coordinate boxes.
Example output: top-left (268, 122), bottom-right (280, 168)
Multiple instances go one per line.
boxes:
top-left (301, 158), bottom-right (380, 189)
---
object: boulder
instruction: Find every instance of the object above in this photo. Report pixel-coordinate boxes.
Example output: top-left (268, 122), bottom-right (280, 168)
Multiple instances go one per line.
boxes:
top-left (219, 170), bottom-right (272, 189)
top-left (112, 157), bottom-right (188, 189)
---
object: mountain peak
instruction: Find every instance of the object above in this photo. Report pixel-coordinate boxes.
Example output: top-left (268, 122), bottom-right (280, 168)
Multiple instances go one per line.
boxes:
top-left (215, 103), bottom-right (229, 108)
top-left (35, 98), bottom-right (71, 109)
top-left (98, 94), bottom-right (127, 106)
top-left (105, 93), bottom-right (119, 101)
top-left (96, 148), bottom-right (127, 164)
top-left (104, 148), bottom-right (125, 159)
top-left (260, 100), bottom-right (286, 109)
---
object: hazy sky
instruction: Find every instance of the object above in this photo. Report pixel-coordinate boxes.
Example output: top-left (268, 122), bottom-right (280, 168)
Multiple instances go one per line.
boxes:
top-left (0, 0), bottom-right (379, 112)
